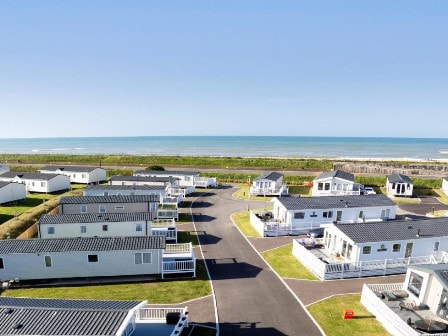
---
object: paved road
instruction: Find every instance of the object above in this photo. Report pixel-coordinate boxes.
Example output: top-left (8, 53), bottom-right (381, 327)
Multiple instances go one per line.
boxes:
top-left (191, 186), bottom-right (322, 336)
top-left (398, 196), bottom-right (448, 216)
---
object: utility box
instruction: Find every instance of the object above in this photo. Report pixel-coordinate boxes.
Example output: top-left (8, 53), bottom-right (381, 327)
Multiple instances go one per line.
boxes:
top-left (342, 309), bottom-right (354, 319)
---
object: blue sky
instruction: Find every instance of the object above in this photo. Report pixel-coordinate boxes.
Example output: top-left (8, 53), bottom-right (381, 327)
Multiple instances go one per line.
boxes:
top-left (0, 1), bottom-right (447, 138)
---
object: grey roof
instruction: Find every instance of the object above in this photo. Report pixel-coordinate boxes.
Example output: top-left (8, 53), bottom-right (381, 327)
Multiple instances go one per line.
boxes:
top-left (276, 194), bottom-right (395, 210)
top-left (387, 173), bottom-right (413, 184)
top-left (334, 217), bottom-right (448, 244)
top-left (85, 184), bottom-right (166, 191)
top-left (314, 170), bottom-right (354, 182)
top-left (60, 194), bottom-right (160, 204)
top-left (40, 165), bottom-right (103, 173)
top-left (0, 236), bottom-right (165, 254)
top-left (254, 172), bottom-right (283, 181)
top-left (0, 297), bottom-right (142, 335)
top-left (0, 181), bottom-right (12, 188)
top-left (39, 212), bottom-right (154, 225)
top-left (0, 297), bottom-right (141, 310)
top-left (0, 172), bottom-right (61, 181)
top-left (134, 170), bottom-right (199, 176)
top-left (110, 175), bottom-right (179, 183)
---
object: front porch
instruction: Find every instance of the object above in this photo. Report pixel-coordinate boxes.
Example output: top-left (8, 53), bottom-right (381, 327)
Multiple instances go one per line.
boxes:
top-left (249, 184), bottom-right (288, 196)
top-left (134, 306), bottom-right (189, 336)
top-left (292, 239), bottom-right (448, 280)
top-left (162, 243), bottom-right (196, 278)
top-left (152, 219), bottom-right (177, 242)
top-left (158, 204), bottom-right (179, 221)
top-left (361, 283), bottom-right (448, 336)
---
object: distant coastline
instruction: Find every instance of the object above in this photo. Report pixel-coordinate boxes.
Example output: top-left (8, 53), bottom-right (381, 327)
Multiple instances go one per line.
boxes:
top-left (1, 136), bottom-right (448, 161)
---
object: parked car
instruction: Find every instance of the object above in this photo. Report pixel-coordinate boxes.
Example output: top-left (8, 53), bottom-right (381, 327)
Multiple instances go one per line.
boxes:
top-left (307, 228), bottom-right (325, 239)
top-left (363, 187), bottom-right (377, 195)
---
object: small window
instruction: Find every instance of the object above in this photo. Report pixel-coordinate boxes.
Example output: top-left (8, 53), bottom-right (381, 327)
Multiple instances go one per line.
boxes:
top-left (136, 223), bottom-right (143, 232)
top-left (104, 192), bottom-right (109, 196)
top-left (323, 211), bottom-right (333, 218)
top-left (318, 183), bottom-right (323, 191)
top-left (99, 205), bottom-right (106, 213)
top-left (408, 272), bottom-right (423, 298)
top-left (393, 244), bottom-right (401, 252)
top-left (359, 211), bottom-right (364, 219)
top-left (434, 242), bottom-right (440, 252)
top-left (324, 183), bottom-right (330, 191)
top-left (82, 174), bottom-right (87, 179)
top-left (115, 205), bottom-right (125, 210)
top-left (102, 224), bottom-right (108, 231)
top-left (362, 246), bottom-right (371, 254)
top-left (80, 225), bottom-right (87, 234)
top-left (47, 227), bottom-right (55, 235)
top-left (73, 174), bottom-right (77, 178)
top-left (135, 253), bottom-right (142, 264)
top-left (88, 255), bottom-right (98, 263)
top-left (0, 258), bottom-right (4, 269)
top-left (143, 253), bottom-right (152, 264)
top-left (80, 205), bottom-right (87, 213)
top-left (32, 182), bottom-right (35, 187)
top-left (150, 203), bottom-right (157, 212)
top-left (294, 212), bottom-right (305, 219)
top-left (45, 256), bottom-right (52, 267)
top-left (40, 182), bottom-right (45, 187)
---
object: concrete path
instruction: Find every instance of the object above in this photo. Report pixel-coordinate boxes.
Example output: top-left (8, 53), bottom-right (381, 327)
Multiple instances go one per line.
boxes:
top-left (190, 186), bottom-right (322, 336)
top-left (285, 275), bottom-right (406, 306)
top-left (398, 196), bottom-right (448, 215)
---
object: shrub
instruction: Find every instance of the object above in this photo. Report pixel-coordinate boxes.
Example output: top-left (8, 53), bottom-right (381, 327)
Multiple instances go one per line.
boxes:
top-left (146, 165), bottom-right (165, 171)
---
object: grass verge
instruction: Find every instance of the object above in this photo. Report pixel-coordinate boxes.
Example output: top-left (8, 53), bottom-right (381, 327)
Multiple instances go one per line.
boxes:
top-left (307, 294), bottom-right (389, 336)
top-left (231, 210), bottom-right (261, 238)
top-left (2, 260), bottom-right (211, 304)
top-left (288, 185), bottom-right (311, 196)
top-left (177, 230), bottom-right (200, 247)
top-left (433, 189), bottom-right (448, 205)
top-left (261, 244), bottom-right (318, 280)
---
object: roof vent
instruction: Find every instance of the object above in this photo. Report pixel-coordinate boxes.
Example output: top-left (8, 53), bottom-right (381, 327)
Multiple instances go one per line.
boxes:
top-left (3, 308), bottom-right (13, 314)
top-left (12, 323), bottom-right (22, 330)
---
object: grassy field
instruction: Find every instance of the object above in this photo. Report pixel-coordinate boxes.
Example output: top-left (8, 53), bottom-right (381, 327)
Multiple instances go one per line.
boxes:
top-left (2, 260), bottom-right (211, 304)
top-left (231, 210), bottom-right (261, 238)
top-left (307, 294), bottom-right (389, 336)
top-left (232, 185), bottom-right (273, 202)
top-left (177, 230), bottom-right (200, 247)
top-left (0, 193), bottom-right (56, 224)
top-left (0, 154), bottom-right (333, 170)
top-left (261, 244), bottom-right (318, 280)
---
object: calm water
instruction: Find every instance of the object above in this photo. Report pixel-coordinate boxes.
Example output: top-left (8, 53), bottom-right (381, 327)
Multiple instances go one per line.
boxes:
top-left (0, 136), bottom-right (448, 160)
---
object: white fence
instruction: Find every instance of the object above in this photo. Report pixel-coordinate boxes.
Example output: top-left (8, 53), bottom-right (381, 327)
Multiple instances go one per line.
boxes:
top-left (152, 229), bottom-right (177, 241)
top-left (293, 240), bottom-right (448, 280)
top-left (162, 260), bottom-right (196, 277)
top-left (249, 185), bottom-right (288, 196)
top-left (165, 243), bottom-right (192, 254)
top-left (137, 307), bottom-right (189, 336)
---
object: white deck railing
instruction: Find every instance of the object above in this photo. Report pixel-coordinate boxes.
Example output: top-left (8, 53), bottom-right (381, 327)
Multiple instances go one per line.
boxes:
top-left (293, 239), bottom-right (448, 280)
top-left (137, 307), bottom-right (189, 336)
top-left (162, 260), bottom-right (196, 278)
top-left (152, 219), bottom-right (176, 227)
top-left (195, 177), bottom-right (217, 188)
top-left (249, 185), bottom-right (288, 196)
top-left (164, 243), bottom-right (192, 254)
top-left (157, 209), bottom-right (179, 220)
top-left (152, 229), bottom-right (177, 241)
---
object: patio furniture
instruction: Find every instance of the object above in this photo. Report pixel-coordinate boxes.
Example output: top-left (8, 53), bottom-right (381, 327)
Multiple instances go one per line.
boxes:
top-left (298, 238), bottom-right (316, 249)
top-left (399, 301), bottom-right (417, 311)
top-left (382, 291), bottom-right (398, 301)
top-left (414, 319), bottom-right (447, 333)
top-left (392, 290), bottom-right (409, 299)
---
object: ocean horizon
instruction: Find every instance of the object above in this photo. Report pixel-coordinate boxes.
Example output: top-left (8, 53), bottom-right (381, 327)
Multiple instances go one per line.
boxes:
top-left (1, 136), bottom-right (448, 160)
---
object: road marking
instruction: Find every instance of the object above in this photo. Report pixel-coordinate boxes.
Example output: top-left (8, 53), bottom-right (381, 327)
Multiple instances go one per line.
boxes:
top-left (305, 292), bottom-right (361, 307)
top-left (190, 192), bottom-right (220, 336)
top-left (259, 242), bottom-right (293, 254)
top-left (147, 294), bottom-right (213, 306)
top-left (230, 213), bottom-right (326, 336)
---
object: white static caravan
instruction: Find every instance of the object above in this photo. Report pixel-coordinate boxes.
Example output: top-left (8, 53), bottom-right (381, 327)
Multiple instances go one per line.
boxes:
top-left (0, 164), bottom-right (9, 174)
top-left (293, 217), bottom-right (448, 280)
top-left (386, 173), bottom-right (414, 198)
top-left (0, 172), bottom-right (70, 193)
top-left (312, 170), bottom-right (361, 197)
top-left (58, 195), bottom-right (160, 216)
top-left (249, 172), bottom-right (288, 196)
top-left (109, 175), bottom-right (180, 189)
top-left (0, 297), bottom-right (189, 336)
top-left (134, 170), bottom-right (198, 194)
top-left (272, 194), bottom-right (396, 231)
top-left (38, 213), bottom-right (154, 239)
top-left (84, 184), bottom-right (169, 199)
top-left (0, 182), bottom-right (26, 204)
top-left (0, 236), bottom-right (165, 282)
top-left (443, 177), bottom-right (448, 196)
top-left (39, 165), bottom-right (107, 184)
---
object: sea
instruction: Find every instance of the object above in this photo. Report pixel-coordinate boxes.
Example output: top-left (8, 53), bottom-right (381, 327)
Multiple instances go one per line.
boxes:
top-left (0, 136), bottom-right (448, 161)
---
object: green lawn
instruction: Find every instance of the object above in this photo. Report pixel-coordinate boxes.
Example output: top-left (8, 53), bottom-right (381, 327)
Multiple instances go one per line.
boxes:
top-left (288, 185), bottom-right (312, 196)
top-left (177, 230), bottom-right (200, 247)
top-left (308, 294), bottom-right (389, 336)
top-left (232, 185), bottom-right (273, 202)
top-left (0, 193), bottom-right (57, 224)
top-left (231, 210), bottom-right (261, 238)
top-left (178, 213), bottom-right (193, 225)
top-left (261, 244), bottom-right (318, 280)
top-left (2, 260), bottom-right (211, 304)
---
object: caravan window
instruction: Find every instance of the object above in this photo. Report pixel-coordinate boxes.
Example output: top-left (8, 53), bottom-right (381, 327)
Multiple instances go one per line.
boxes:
top-left (318, 183), bottom-right (324, 191)
top-left (294, 212), bottom-right (305, 219)
top-left (362, 246), bottom-right (371, 254)
top-left (80, 205), bottom-right (87, 213)
top-left (88, 255), bottom-right (98, 263)
top-left (80, 226), bottom-right (87, 234)
top-left (0, 258), bottom-right (4, 269)
top-left (408, 272), bottom-right (423, 298)
top-left (44, 256), bottom-right (52, 267)
top-left (136, 224), bottom-right (143, 232)
top-left (393, 244), bottom-right (401, 252)
top-left (47, 227), bottom-right (55, 235)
